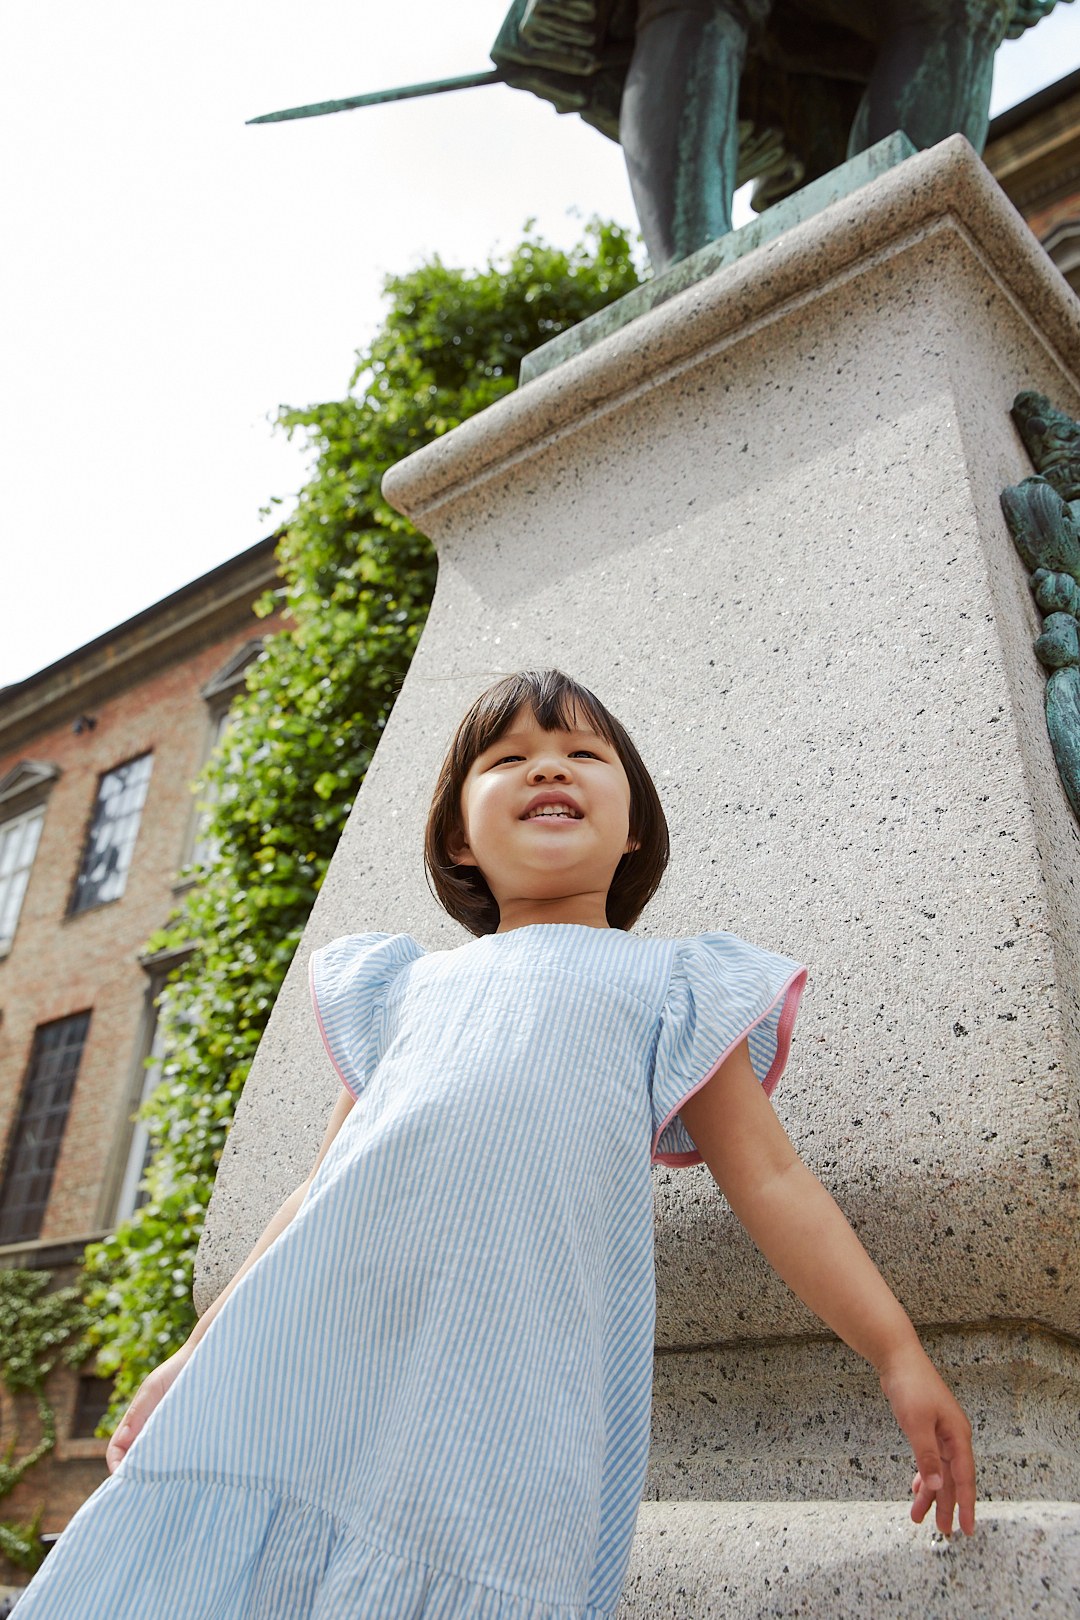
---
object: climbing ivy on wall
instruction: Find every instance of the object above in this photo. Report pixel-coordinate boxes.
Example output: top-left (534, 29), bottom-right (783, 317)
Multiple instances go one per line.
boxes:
top-left (81, 221), bottom-right (641, 1424)
top-left (0, 1270), bottom-right (91, 1572)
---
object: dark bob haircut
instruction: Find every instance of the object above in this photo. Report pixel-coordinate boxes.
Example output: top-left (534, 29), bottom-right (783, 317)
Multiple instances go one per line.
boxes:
top-left (424, 669), bottom-right (669, 937)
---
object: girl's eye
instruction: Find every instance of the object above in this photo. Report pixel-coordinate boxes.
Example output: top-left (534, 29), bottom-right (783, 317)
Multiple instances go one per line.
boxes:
top-left (487, 747), bottom-right (601, 766)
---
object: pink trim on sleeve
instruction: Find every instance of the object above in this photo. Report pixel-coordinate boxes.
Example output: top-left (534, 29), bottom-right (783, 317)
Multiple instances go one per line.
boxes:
top-left (650, 965), bottom-right (808, 1167)
top-left (309, 951), bottom-right (362, 1099)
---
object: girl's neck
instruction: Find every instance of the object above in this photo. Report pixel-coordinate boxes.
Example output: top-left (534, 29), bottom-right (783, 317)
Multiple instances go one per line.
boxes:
top-left (494, 893), bottom-right (611, 933)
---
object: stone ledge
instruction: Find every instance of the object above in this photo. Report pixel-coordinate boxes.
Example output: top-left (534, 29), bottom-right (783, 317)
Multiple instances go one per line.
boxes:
top-left (520, 133), bottom-right (916, 383)
top-left (618, 1500), bottom-right (1080, 1618)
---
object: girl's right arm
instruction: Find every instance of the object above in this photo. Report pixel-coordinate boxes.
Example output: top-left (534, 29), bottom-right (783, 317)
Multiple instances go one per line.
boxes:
top-left (105, 1087), bottom-right (355, 1472)
top-left (680, 1040), bottom-right (976, 1536)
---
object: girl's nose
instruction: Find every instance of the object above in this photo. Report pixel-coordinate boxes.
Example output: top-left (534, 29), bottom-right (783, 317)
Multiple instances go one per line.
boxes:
top-left (528, 758), bottom-right (570, 782)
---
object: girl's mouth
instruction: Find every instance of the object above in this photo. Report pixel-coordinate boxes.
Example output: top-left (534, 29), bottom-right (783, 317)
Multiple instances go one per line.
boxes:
top-left (522, 804), bottom-right (583, 820)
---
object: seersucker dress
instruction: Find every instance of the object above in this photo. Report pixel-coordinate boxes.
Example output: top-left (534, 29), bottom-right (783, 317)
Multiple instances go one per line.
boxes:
top-left (16, 924), bottom-right (806, 1620)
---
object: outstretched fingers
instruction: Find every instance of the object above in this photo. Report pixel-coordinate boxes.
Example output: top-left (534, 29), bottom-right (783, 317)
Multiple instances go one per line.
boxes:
top-left (942, 1415), bottom-right (977, 1536)
top-left (909, 1416), bottom-right (976, 1536)
top-left (880, 1341), bottom-right (976, 1538)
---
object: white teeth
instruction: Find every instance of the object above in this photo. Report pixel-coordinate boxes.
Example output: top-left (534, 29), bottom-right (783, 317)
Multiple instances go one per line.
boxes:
top-left (525, 805), bottom-right (581, 819)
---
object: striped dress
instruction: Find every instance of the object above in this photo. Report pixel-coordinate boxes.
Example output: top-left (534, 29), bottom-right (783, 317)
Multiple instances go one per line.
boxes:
top-left (17, 923), bottom-right (806, 1620)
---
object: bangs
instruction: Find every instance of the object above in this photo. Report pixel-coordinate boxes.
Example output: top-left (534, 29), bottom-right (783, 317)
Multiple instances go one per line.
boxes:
top-left (461, 671), bottom-right (621, 762)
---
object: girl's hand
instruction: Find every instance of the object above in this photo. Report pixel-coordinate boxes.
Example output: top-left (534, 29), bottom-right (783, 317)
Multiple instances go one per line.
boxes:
top-left (878, 1343), bottom-right (976, 1537)
top-left (105, 1345), bottom-right (193, 1473)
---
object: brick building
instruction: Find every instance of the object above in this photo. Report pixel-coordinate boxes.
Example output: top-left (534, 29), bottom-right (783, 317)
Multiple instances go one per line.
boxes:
top-left (0, 538), bottom-right (283, 1579)
top-left (985, 65), bottom-right (1080, 293)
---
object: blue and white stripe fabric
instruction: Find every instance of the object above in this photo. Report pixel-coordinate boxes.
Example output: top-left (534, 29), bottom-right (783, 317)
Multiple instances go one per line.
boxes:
top-left (16, 924), bottom-right (805, 1620)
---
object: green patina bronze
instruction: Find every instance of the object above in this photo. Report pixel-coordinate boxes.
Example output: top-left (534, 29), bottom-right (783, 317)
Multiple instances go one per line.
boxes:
top-left (246, 70), bottom-right (502, 125)
top-left (1001, 476), bottom-right (1080, 577)
top-left (493, 0), bottom-right (1072, 267)
top-left (1009, 388), bottom-right (1080, 499)
top-left (250, 1), bottom-right (1071, 272)
top-left (1001, 391), bottom-right (1080, 824)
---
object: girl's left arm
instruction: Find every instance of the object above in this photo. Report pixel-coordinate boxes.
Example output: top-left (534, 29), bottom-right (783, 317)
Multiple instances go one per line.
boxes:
top-left (678, 1038), bottom-right (976, 1537)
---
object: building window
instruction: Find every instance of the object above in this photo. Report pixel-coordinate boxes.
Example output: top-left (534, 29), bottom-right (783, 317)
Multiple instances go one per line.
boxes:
top-left (0, 803), bottom-right (45, 953)
top-left (109, 944), bottom-right (194, 1226)
top-left (188, 707), bottom-right (235, 876)
top-left (0, 1011), bottom-right (91, 1245)
top-left (71, 1373), bottom-right (113, 1440)
top-left (112, 1011), bottom-right (169, 1223)
top-left (178, 638), bottom-right (265, 885)
top-left (70, 753), bottom-right (153, 914)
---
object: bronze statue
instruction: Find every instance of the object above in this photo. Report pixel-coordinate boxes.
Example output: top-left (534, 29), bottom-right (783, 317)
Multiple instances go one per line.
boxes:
top-left (492, 0), bottom-right (1071, 268)
top-left (1002, 391), bottom-right (1080, 825)
top-left (250, 1), bottom-right (1071, 272)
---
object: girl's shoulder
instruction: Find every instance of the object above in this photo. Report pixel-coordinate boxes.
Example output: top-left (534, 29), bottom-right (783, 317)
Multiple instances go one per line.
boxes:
top-left (668, 928), bottom-right (805, 973)
top-left (309, 933), bottom-right (428, 1099)
top-left (310, 930), bottom-right (426, 981)
top-left (309, 932), bottom-right (428, 1034)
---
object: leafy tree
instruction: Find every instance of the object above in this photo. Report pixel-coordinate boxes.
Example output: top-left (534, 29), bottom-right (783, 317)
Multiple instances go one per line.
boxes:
top-left (82, 222), bottom-right (641, 1421)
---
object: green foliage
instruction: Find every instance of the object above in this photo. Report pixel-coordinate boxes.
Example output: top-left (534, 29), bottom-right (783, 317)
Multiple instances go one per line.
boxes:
top-left (82, 220), bottom-right (641, 1425)
top-left (0, 1507), bottom-right (43, 1573)
top-left (0, 1271), bottom-right (92, 1572)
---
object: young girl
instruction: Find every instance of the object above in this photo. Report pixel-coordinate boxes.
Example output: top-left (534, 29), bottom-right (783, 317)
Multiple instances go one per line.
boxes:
top-left (17, 669), bottom-right (975, 1619)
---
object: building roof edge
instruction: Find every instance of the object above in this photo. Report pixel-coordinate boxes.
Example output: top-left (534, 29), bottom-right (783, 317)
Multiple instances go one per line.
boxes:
top-left (988, 66), bottom-right (1080, 144)
top-left (0, 535), bottom-right (283, 752)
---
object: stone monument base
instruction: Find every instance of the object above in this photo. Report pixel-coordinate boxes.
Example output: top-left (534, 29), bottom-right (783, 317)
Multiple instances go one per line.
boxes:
top-left (200, 134), bottom-right (1080, 1615)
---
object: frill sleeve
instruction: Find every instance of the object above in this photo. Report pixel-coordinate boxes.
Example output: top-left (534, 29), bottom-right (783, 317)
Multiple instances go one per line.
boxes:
top-left (651, 932), bottom-right (808, 1167)
top-left (309, 933), bottom-right (424, 1099)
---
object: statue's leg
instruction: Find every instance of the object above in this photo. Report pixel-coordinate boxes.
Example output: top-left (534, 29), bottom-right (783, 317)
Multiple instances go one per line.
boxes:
top-left (848, 0), bottom-right (1013, 157)
top-left (620, 0), bottom-right (768, 271)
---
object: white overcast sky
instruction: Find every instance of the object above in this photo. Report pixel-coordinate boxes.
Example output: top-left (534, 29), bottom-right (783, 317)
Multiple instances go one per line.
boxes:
top-left (3, 1), bottom-right (1079, 689)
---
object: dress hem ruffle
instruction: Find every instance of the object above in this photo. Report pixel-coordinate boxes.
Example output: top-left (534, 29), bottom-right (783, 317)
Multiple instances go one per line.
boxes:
top-left (15, 1470), bottom-right (618, 1620)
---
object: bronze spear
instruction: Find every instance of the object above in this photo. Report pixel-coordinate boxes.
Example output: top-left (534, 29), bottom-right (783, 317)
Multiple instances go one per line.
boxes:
top-left (247, 70), bottom-right (504, 125)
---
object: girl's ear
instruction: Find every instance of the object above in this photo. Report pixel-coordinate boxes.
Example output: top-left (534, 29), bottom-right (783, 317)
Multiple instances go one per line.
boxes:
top-left (624, 835), bottom-right (641, 853)
top-left (447, 826), bottom-right (478, 868)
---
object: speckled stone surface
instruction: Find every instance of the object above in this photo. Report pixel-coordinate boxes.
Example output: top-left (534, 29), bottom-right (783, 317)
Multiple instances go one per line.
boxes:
top-left (646, 1326), bottom-right (1080, 1503)
top-left (616, 1501), bottom-right (1080, 1618)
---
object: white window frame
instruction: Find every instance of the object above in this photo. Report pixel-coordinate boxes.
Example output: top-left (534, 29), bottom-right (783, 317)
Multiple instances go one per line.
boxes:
top-left (107, 945), bottom-right (194, 1227)
top-left (69, 752), bottom-right (154, 914)
top-left (187, 705), bottom-right (235, 876)
top-left (0, 802), bottom-right (46, 956)
top-left (112, 1011), bottom-right (168, 1224)
top-left (176, 637), bottom-right (265, 888)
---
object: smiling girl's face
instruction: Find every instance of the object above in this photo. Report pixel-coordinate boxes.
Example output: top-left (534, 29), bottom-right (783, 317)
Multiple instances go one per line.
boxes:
top-left (450, 705), bottom-right (638, 932)
top-left (424, 669), bottom-right (669, 936)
